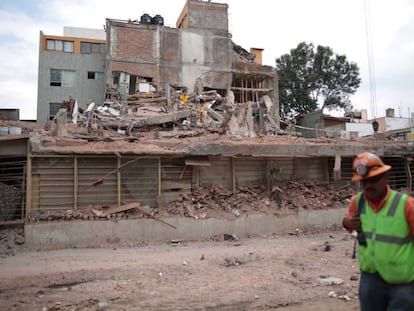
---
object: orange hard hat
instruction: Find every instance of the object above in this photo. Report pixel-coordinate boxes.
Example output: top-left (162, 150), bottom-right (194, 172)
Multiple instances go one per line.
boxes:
top-left (352, 152), bottom-right (391, 181)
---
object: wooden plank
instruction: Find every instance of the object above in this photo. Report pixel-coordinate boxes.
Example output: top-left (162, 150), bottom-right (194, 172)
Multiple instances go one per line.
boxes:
top-left (104, 202), bottom-right (140, 215)
top-left (185, 158), bottom-right (211, 167)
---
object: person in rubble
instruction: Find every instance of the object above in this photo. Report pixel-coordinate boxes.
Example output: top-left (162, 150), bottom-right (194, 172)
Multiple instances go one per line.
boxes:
top-left (85, 99), bottom-right (95, 128)
top-left (342, 152), bottom-right (414, 311)
top-left (179, 89), bottom-right (188, 104)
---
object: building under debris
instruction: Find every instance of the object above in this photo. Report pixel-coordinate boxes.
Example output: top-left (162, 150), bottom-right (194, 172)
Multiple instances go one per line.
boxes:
top-left (1, 0), bottom-right (413, 229)
top-left (37, 0), bottom-right (278, 126)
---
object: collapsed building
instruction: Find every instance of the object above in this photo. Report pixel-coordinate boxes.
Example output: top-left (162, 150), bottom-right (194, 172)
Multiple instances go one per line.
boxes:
top-left (0, 0), bottom-right (413, 246)
top-left (1, 116), bottom-right (413, 224)
top-left (104, 0), bottom-right (278, 115)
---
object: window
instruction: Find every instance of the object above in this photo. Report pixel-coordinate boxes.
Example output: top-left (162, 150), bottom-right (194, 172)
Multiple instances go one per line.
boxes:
top-left (46, 39), bottom-right (74, 53)
top-left (63, 41), bottom-right (74, 53)
top-left (80, 42), bottom-right (106, 54)
top-left (50, 69), bottom-right (76, 87)
top-left (87, 71), bottom-right (104, 80)
top-left (80, 42), bottom-right (89, 54)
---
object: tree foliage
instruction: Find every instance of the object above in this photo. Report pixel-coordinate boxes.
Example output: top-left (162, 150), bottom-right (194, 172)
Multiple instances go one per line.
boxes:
top-left (276, 42), bottom-right (361, 121)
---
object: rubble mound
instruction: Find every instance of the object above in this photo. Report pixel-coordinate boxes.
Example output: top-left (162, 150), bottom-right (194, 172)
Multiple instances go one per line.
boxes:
top-left (25, 180), bottom-right (354, 223)
top-left (153, 181), bottom-right (354, 219)
top-left (0, 183), bottom-right (22, 221)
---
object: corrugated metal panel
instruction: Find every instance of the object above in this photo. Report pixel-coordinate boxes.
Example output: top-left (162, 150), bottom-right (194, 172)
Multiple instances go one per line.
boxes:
top-left (327, 156), bottom-right (411, 192)
top-left (296, 157), bottom-right (326, 182)
top-left (199, 157), bottom-right (232, 189)
top-left (269, 157), bottom-right (295, 181)
top-left (161, 158), bottom-right (192, 203)
top-left (78, 157), bottom-right (117, 208)
top-left (235, 158), bottom-right (265, 186)
top-left (32, 157), bottom-right (74, 212)
top-left (121, 158), bottom-right (158, 207)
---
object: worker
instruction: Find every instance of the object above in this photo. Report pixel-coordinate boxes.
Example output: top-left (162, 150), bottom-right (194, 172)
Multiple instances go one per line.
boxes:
top-left (179, 90), bottom-right (188, 104)
top-left (342, 152), bottom-right (414, 311)
top-left (85, 99), bottom-right (95, 128)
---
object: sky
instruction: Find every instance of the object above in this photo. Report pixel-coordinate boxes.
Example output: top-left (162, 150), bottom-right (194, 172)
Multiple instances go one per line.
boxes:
top-left (0, 0), bottom-right (413, 120)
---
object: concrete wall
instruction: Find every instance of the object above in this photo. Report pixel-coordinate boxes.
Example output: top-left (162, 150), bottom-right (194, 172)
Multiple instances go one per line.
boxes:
top-left (181, 30), bottom-right (232, 90)
top-left (25, 208), bottom-right (346, 249)
top-left (186, 0), bottom-right (229, 32)
top-left (106, 20), bottom-right (233, 93)
top-left (385, 116), bottom-right (412, 131)
top-left (345, 122), bottom-right (374, 137)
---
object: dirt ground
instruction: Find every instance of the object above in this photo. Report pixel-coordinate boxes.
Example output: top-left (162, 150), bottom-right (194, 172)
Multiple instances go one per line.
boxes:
top-left (0, 227), bottom-right (361, 311)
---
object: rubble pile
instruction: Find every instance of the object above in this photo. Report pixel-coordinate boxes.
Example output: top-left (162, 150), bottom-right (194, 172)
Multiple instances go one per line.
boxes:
top-left (154, 181), bottom-right (354, 219)
top-left (0, 227), bottom-right (24, 257)
top-left (0, 183), bottom-right (22, 221)
top-left (27, 181), bottom-right (354, 222)
top-left (53, 86), bottom-right (280, 139)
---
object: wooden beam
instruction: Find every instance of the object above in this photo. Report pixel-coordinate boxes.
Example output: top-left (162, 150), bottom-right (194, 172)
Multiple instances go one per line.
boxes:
top-left (25, 155), bottom-right (32, 219)
top-left (74, 157), bottom-right (78, 210)
top-left (117, 157), bottom-right (121, 206)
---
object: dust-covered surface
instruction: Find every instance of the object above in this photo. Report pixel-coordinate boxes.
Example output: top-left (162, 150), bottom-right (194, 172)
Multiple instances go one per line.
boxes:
top-left (0, 228), bottom-right (360, 311)
top-left (0, 98), bottom-right (403, 311)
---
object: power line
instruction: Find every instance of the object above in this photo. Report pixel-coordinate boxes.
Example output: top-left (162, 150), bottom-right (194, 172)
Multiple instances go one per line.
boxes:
top-left (364, 0), bottom-right (377, 120)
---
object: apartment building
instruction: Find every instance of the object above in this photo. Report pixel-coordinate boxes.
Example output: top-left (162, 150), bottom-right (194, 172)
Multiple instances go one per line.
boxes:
top-left (37, 26), bottom-right (106, 122)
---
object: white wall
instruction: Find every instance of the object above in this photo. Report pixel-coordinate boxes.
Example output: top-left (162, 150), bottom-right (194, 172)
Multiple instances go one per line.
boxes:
top-left (385, 117), bottom-right (412, 131)
top-left (345, 122), bottom-right (374, 137)
top-left (63, 26), bottom-right (106, 40)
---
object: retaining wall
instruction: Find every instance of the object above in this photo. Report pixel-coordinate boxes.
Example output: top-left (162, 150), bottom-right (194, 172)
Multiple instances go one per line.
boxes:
top-left (25, 208), bottom-right (346, 249)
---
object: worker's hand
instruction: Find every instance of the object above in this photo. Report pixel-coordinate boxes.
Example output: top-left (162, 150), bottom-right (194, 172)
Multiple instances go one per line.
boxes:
top-left (343, 216), bottom-right (362, 231)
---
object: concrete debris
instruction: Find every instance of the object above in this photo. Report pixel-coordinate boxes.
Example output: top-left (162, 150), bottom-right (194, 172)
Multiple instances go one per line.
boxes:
top-left (338, 294), bottom-right (352, 301)
top-left (27, 181), bottom-right (354, 222)
top-left (40, 87), bottom-right (279, 139)
top-left (155, 181), bottom-right (354, 219)
top-left (329, 290), bottom-right (353, 301)
top-left (319, 276), bottom-right (344, 286)
top-left (0, 183), bottom-right (22, 221)
top-left (223, 233), bottom-right (239, 241)
top-left (350, 274), bottom-right (359, 281)
top-left (0, 227), bottom-right (24, 257)
top-left (224, 257), bottom-right (243, 267)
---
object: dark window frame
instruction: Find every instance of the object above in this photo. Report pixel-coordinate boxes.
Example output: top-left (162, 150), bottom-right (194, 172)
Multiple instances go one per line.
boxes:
top-left (80, 42), bottom-right (106, 54)
top-left (50, 69), bottom-right (76, 87)
top-left (87, 71), bottom-right (104, 80)
top-left (46, 39), bottom-right (74, 53)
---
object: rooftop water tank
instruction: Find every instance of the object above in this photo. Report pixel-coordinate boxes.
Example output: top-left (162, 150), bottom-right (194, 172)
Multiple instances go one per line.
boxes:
top-left (151, 14), bottom-right (164, 26)
top-left (140, 13), bottom-right (152, 24)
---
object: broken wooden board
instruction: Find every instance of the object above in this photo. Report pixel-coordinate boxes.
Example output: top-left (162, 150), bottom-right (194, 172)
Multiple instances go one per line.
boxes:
top-left (92, 202), bottom-right (140, 217)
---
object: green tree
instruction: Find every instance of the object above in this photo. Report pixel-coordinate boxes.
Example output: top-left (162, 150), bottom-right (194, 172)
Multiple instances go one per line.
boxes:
top-left (276, 42), bottom-right (361, 121)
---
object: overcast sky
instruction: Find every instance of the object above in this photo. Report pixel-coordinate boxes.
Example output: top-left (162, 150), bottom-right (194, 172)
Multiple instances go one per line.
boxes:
top-left (0, 0), bottom-right (413, 120)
